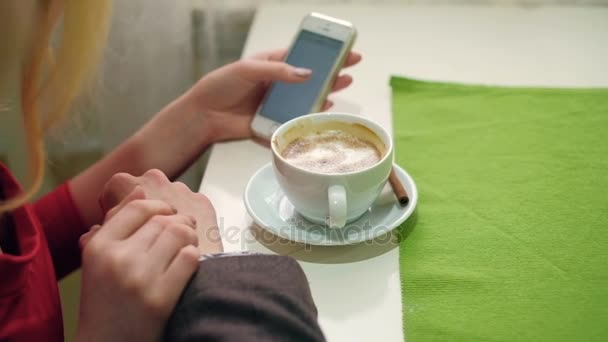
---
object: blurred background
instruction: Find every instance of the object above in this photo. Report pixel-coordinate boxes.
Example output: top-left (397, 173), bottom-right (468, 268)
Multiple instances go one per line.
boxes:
top-left (0, 0), bottom-right (606, 340)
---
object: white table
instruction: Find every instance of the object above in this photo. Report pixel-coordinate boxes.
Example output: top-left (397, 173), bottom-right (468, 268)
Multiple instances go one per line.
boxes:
top-left (199, 4), bottom-right (608, 341)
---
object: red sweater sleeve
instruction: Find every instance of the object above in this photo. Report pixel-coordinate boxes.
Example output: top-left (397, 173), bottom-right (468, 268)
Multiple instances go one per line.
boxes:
top-left (33, 183), bottom-right (88, 280)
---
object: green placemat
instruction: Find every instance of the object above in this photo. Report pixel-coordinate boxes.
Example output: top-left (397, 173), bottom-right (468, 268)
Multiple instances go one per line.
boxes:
top-left (392, 76), bottom-right (608, 342)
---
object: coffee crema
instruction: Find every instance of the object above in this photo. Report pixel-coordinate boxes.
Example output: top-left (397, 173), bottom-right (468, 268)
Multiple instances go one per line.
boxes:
top-left (281, 130), bottom-right (382, 174)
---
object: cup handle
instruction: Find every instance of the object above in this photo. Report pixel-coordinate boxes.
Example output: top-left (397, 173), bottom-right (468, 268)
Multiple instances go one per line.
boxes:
top-left (328, 185), bottom-right (347, 229)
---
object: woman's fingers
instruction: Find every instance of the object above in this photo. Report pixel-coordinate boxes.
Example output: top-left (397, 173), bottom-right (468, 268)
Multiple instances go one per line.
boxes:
top-left (322, 100), bottom-right (334, 111)
top-left (315, 74), bottom-right (353, 111)
top-left (343, 51), bottom-right (362, 68)
top-left (156, 245), bottom-right (199, 307)
top-left (100, 199), bottom-right (176, 240)
top-left (129, 214), bottom-right (196, 251)
top-left (237, 59), bottom-right (312, 83)
top-left (259, 49), bottom-right (362, 69)
top-left (104, 186), bottom-right (147, 222)
top-left (331, 74), bottom-right (353, 92)
top-left (148, 222), bottom-right (199, 271)
top-left (236, 60), bottom-right (352, 106)
top-left (79, 224), bottom-right (102, 249)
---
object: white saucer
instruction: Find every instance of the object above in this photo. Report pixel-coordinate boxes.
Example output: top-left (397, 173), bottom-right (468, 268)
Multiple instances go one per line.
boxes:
top-left (243, 163), bottom-right (418, 246)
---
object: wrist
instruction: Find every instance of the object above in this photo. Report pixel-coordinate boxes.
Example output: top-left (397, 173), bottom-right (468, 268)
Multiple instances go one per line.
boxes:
top-left (179, 91), bottom-right (217, 146)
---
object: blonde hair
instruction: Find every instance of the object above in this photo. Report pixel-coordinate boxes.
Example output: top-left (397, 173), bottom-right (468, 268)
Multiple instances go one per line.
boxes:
top-left (0, 0), bottom-right (112, 212)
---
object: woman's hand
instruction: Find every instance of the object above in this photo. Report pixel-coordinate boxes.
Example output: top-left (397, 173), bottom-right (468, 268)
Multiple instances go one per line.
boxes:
top-left (98, 169), bottom-right (223, 254)
top-left (76, 188), bottom-right (200, 342)
top-left (184, 49), bottom-right (362, 143)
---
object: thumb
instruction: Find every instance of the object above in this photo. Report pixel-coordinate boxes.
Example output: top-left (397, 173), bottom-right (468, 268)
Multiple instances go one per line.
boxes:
top-left (237, 59), bottom-right (312, 83)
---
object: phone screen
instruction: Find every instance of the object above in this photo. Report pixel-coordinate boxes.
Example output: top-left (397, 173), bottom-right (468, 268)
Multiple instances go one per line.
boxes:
top-left (258, 30), bottom-right (344, 123)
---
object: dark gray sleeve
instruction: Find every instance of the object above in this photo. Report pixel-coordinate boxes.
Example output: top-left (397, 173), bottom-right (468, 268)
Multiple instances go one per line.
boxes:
top-left (163, 254), bottom-right (326, 342)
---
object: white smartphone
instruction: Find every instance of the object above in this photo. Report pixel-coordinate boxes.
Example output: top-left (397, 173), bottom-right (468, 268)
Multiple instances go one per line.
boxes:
top-left (250, 12), bottom-right (357, 140)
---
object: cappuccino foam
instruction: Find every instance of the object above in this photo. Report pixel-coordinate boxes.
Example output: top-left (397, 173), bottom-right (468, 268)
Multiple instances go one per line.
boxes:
top-left (281, 130), bottom-right (381, 173)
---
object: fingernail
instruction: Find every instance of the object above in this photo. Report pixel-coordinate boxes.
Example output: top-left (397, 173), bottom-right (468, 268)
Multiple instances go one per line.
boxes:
top-left (171, 205), bottom-right (178, 214)
top-left (293, 68), bottom-right (312, 77)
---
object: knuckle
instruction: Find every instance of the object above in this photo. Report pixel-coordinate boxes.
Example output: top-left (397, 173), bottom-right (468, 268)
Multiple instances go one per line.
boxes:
top-left (100, 173), bottom-right (137, 208)
top-left (82, 238), bottom-right (104, 261)
top-left (109, 172), bottom-right (135, 184)
top-left (143, 169), bottom-right (168, 182)
top-left (103, 173), bottom-right (136, 194)
top-left (234, 60), bottom-right (257, 80)
top-left (172, 181), bottom-right (191, 193)
top-left (179, 246), bottom-right (200, 268)
top-left (166, 223), bottom-right (195, 242)
top-left (107, 250), bottom-right (127, 271)
top-left (142, 292), bottom-right (169, 319)
top-left (122, 270), bottom-right (147, 295)
top-left (174, 246), bottom-right (199, 273)
top-left (95, 249), bottom-right (129, 280)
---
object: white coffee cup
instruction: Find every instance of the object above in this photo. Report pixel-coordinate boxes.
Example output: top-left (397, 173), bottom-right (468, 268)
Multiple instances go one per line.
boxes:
top-left (271, 112), bottom-right (394, 228)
